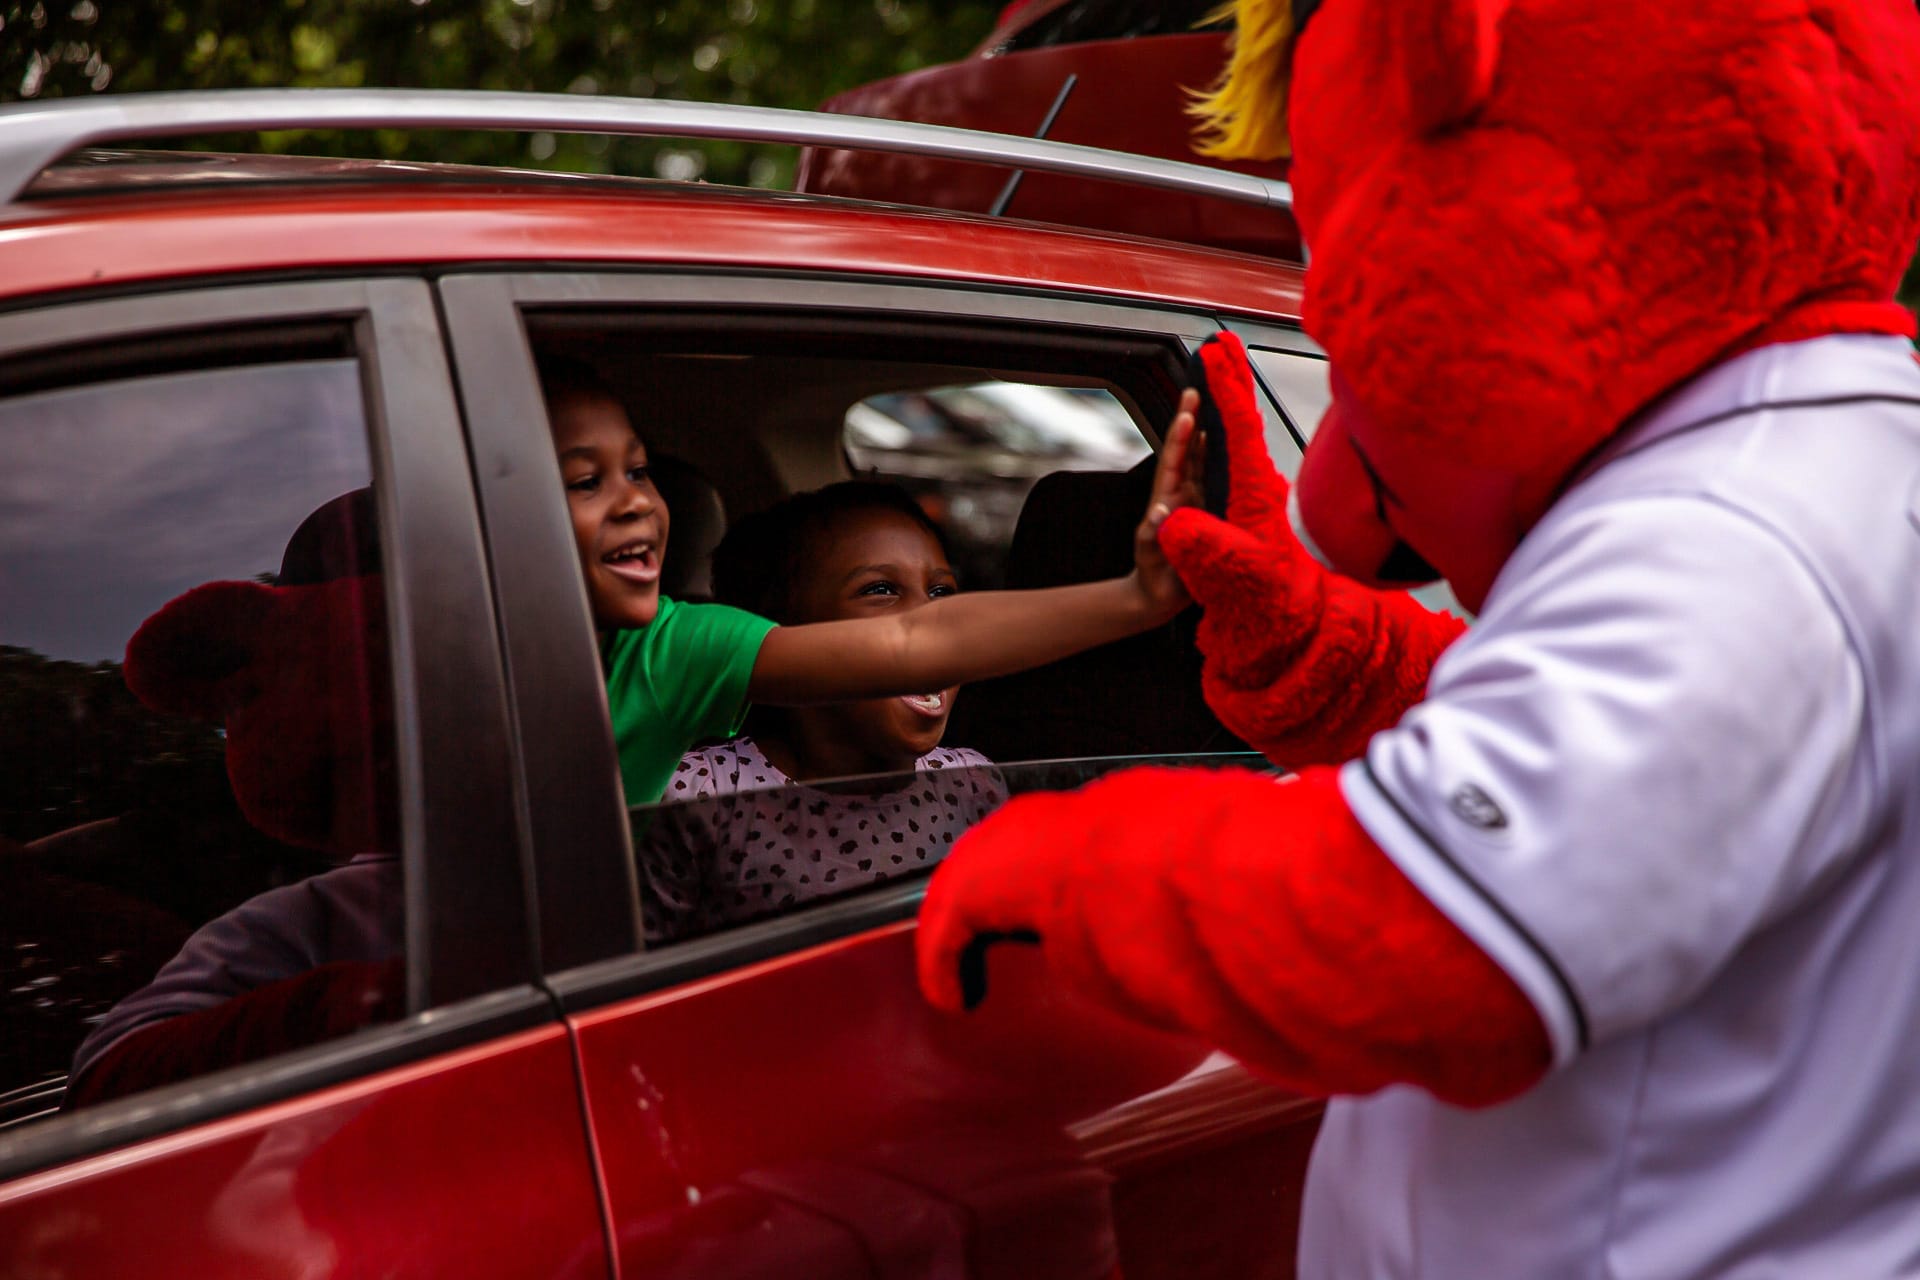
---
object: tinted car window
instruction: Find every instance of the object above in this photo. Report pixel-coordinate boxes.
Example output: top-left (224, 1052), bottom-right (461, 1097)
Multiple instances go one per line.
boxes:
top-left (0, 355), bottom-right (402, 1128)
top-left (633, 753), bottom-right (1269, 946)
top-left (999, 0), bottom-right (1229, 52)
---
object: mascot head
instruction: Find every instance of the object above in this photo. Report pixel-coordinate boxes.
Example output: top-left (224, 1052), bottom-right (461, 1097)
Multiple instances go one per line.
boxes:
top-left (123, 489), bottom-right (397, 856)
top-left (1195, 0), bottom-right (1920, 609)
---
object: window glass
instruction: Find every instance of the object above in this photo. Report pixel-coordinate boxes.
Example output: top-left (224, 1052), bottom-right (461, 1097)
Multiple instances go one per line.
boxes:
top-left (0, 356), bottom-right (402, 1130)
top-left (1000, 0), bottom-right (1229, 52)
top-left (632, 753), bottom-right (1269, 946)
top-left (1246, 347), bottom-right (1329, 481)
top-left (526, 320), bottom-right (1238, 828)
top-left (844, 380), bottom-right (1150, 588)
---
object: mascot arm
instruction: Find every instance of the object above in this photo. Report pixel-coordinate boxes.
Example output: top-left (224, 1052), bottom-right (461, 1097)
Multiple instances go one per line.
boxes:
top-left (1159, 335), bottom-right (1467, 769)
top-left (64, 958), bottom-right (404, 1109)
top-left (917, 765), bottom-right (1549, 1106)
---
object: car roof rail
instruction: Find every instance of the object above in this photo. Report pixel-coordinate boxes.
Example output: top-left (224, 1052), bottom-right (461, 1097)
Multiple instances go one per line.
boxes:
top-left (0, 87), bottom-right (1293, 213)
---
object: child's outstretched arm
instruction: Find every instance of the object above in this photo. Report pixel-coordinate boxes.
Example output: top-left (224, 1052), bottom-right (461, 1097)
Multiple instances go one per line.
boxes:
top-left (747, 402), bottom-right (1204, 706)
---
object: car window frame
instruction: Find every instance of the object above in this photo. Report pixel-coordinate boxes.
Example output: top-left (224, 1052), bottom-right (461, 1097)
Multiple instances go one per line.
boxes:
top-left (0, 277), bottom-right (542, 1180)
top-left (437, 268), bottom-right (1299, 1011)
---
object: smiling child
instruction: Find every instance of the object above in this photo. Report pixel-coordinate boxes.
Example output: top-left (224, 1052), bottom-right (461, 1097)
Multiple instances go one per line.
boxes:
top-left (636, 482), bottom-right (1013, 939)
top-left (543, 357), bottom-right (1200, 811)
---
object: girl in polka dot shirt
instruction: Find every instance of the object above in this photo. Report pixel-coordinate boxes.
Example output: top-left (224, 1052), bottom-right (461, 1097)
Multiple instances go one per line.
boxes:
top-left (637, 482), bottom-right (1010, 942)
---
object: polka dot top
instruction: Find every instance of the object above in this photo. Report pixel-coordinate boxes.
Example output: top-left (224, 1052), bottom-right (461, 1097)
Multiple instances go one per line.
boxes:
top-left (635, 737), bottom-right (1009, 945)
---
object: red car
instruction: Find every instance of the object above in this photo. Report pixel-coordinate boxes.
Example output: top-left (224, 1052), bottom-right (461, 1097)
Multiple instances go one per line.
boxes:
top-left (0, 89), bottom-right (1329, 1278)
top-left (799, 0), bottom-right (1300, 258)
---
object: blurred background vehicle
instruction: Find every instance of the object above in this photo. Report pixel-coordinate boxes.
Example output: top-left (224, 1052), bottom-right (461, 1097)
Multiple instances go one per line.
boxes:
top-left (846, 381), bottom-right (1150, 585)
top-left (799, 0), bottom-right (1301, 258)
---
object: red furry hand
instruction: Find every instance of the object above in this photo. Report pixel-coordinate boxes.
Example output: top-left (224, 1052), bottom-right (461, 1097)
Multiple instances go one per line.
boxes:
top-left (916, 765), bottom-right (1549, 1105)
top-left (1159, 333), bottom-right (1466, 767)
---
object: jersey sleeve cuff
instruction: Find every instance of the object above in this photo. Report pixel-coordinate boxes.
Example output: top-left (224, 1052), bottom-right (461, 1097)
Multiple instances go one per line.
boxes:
top-left (1339, 755), bottom-right (1589, 1069)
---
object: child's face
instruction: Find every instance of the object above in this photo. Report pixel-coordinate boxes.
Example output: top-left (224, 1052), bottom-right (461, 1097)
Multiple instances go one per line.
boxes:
top-left (790, 507), bottom-right (961, 770)
top-left (551, 389), bottom-right (671, 630)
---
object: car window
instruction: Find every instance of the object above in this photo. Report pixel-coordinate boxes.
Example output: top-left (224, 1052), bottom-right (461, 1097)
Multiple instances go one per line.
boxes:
top-left (0, 352), bottom-right (403, 1130)
top-left (632, 752), bottom-right (1271, 947)
top-left (1246, 347), bottom-right (1329, 481)
top-left (448, 287), bottom-right (1244, 968)
top-left (521, 311), bottom-right (1236, 779)
top-left (999, 0), bottom-right (1229, 52)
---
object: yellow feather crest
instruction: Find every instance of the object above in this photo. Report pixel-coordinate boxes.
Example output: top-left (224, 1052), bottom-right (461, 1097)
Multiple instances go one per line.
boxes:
top-left (1187, 0), bottom-right (1298, 162)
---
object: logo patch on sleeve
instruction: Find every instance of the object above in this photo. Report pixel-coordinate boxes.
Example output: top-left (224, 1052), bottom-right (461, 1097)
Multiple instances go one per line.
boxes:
top-left (1448, 782), bottom-right (1509, 831)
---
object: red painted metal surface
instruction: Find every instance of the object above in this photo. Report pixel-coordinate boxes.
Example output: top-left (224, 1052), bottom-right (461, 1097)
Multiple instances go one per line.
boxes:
top-left (570, 920), bottom-right (1321, 1279)
top-left (0, 185), bottom-right (1303, 322)
top-left (801, 35), bottom-right (1299, 260)
top-left (0, 1025), bottom-right (608, 1279)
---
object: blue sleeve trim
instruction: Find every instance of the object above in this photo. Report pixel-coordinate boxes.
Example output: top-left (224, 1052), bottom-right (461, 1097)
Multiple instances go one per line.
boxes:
top-left (1354, 756), bottom-right (1592, 1054)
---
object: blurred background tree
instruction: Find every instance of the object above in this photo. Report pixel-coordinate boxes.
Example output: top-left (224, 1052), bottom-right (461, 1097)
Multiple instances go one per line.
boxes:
top-left (0, 0), bottom-right (1000, 187)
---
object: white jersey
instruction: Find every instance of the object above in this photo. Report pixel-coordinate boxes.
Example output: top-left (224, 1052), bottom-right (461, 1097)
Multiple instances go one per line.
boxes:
top-left (1303, 334), bottom-right (1920, 1278)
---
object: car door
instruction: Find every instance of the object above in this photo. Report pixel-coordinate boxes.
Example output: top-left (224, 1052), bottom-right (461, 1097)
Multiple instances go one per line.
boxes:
top-left (0, 279), bottom-right (608, 1279)
top-left (442, 269), bottom-right (1324, 1280)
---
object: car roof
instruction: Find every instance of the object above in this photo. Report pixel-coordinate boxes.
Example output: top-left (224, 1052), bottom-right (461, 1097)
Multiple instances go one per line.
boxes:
top-left (0, 90), bottom-right (1304, 322)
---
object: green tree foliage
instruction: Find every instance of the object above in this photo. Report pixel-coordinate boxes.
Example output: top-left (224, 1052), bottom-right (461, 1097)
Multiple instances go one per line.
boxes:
top-left (1, 0), bottom-right (1000, 187)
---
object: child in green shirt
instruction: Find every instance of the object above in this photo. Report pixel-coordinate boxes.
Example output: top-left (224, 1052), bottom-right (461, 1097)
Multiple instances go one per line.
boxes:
top-left (545, 363), bottom-right (1202, 806)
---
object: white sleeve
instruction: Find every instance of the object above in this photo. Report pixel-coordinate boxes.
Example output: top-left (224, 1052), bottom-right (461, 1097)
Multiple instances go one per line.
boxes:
top-left (71, 858), bottom-right (400, 1077)
top-left (1343, 495), bottom-right (1869, 1065)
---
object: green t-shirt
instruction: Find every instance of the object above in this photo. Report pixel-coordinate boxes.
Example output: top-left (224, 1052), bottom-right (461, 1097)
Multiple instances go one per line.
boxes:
top-left (603, 596), bottom-right (778, 807)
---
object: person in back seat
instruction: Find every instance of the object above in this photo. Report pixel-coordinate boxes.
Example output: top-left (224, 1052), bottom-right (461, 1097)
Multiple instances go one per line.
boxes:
top-left (636, 482), bottom-right (1009, 942)
top-left (542, 357), bottom-right (1205, 808)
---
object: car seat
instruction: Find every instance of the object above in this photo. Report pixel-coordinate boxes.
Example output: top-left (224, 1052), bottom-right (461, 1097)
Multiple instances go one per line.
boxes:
top-left (943, 457), bottom-right (1248, 762)
top-left (650, 456), bottom-right (727, 602)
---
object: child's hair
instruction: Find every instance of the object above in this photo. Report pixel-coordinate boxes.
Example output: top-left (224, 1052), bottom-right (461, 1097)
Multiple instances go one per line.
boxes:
top-left (534, 352), bottom-right (621, 413)
top-left (711, 481), bottom-right (951, 623)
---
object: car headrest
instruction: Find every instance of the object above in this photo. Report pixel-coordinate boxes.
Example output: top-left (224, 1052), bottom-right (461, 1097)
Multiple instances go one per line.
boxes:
top-left (651, 455), bottom-right (727, 602)
top-left (944, 458), bottom-right (1245, 760)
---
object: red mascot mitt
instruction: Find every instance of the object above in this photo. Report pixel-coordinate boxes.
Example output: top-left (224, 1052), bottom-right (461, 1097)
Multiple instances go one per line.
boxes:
top-left (918, 765), bottom-right (1547, 1106)
top-left (1157, 332), bottom-right (1466, 768)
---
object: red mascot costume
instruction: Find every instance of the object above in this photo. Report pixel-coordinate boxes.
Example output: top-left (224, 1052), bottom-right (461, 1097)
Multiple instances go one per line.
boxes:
top-left (918, 0), bottom-right (1920, 1274)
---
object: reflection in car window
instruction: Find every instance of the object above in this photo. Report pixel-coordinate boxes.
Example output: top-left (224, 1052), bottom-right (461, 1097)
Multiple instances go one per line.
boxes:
top-left (0, 357), bottom-right (402, 1129)
top-left (999, 0), bottom-right (1229, 53)
top-left (632, 753), bottom-right (1271, 946)
top-left (845, 380), bottom-right (1149, 587)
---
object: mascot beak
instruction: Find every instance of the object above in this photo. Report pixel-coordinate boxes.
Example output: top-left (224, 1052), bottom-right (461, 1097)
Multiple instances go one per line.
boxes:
top-left (1189, 0), bottom-right (1325, 162)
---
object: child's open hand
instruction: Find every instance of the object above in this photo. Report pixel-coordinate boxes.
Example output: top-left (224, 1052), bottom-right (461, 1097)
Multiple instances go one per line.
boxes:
top-left (1132, 389), bottom-right (1205, 620)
